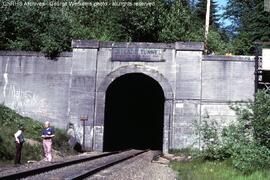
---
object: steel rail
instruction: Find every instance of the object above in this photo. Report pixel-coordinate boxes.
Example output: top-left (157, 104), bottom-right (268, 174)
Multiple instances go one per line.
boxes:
top-left (66, 150), bottom-right (149, 180)
top-left (0, 151), bottom-right (122, 180)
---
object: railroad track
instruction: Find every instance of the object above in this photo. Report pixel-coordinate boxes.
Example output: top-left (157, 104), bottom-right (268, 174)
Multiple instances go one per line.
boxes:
top-left (0, 149), bottom-right (149, 180)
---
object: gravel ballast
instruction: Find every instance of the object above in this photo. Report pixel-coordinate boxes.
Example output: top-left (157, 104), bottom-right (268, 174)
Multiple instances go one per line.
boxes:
top-left (0, 150), bottom-right (177, 180)
top-left (88, 151), bottom-right (177, 180)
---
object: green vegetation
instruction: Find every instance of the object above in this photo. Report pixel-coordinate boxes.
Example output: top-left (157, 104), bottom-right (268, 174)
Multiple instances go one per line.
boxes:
top-left (170, 90), bottom-right (270, 179)
top-left (1, 0), bottom-right (269, 56)
top-left (0, 0), bottom-right (249, 57)
top-left (170, 159), bottom-right (270, 180)
top-left (198, 90), bottom-right (270, 174)
top-left (0, 105), bottom-right (72, 164)
top-left (225, 0), bottom-right (270, 55)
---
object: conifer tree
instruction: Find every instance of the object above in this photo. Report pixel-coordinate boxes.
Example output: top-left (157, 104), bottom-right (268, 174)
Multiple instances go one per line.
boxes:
top-left (225, 0), bottom-right (270, 54)
top-left (195, 0), bottom-right (219, 27)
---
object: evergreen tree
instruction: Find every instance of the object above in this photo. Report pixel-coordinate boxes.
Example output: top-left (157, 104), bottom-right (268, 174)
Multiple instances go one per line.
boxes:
top-left (68, 2), bottom-right (124, 41)
top-left (0, 0), bottom-right (72, 57)
top-left (225, 0), bottom-right (270, 55)
top-left (0, 0), bottom-right (232, 56)
top-left (195, 0), bottom-right (219, 27)
top-left (158, 0), bottom-right (203, 42)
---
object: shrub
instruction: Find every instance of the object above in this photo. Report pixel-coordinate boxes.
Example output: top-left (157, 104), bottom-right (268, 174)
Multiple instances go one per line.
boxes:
top-left (198, 120), bottom-right (224, 160)
top-left (53, 129), bottom-right (71, 154)
top-left (231, 142), bottom-right (270, 174)
top-left (0, 105), bottom-right (73, 163)
top-left (250, 91), bottom-right (270, 148)
top-left (22, 144), bottom-right (43, 162)
top-left (198, 90), bottom-right (270, 174)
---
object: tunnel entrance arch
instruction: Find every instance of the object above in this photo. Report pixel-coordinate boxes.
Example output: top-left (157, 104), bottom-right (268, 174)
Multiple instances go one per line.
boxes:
top-left (94, 65), bottom-right (173, 153)
top-left (103, 73), bottom-right (165, 151)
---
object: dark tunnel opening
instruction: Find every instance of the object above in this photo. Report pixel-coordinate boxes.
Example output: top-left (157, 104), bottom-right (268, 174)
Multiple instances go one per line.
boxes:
top-left (103, 73), bottom-right (165, 151)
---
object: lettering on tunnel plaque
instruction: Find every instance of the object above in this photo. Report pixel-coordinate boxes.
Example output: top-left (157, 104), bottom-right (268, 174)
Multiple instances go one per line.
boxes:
top-left (112, 48), bottom-right (165, 62)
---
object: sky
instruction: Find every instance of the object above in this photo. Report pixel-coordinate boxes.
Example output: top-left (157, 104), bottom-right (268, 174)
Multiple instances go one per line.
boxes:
top-left (215, 0), bottom-right (232, 26)
top-left (217, 0), bottom-right (228, 7)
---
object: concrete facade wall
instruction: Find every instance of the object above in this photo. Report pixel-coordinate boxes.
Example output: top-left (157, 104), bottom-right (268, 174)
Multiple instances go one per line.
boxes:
top-left (201, 56), bottom-right (255, 133)
top-left (0, 40), bottom-right (255, 152)
top-left (0, 52), bottom-right (72, 129)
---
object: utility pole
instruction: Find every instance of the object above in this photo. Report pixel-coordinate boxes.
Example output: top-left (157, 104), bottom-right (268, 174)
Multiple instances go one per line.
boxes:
top-left (204, 0), bottom-right (211, 54)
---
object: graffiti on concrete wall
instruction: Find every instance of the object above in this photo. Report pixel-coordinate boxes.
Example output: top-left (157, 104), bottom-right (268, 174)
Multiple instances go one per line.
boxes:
top-left (7, 84), bottom-right (49, 116)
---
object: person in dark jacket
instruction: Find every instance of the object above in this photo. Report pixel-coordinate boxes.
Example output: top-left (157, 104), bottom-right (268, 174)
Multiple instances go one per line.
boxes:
top-left (14, 125), bottom-right (25, 165)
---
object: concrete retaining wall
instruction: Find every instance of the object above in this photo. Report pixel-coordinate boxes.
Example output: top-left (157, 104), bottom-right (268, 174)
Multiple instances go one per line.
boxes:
top-left (0, 40), bottom-right (255, 152)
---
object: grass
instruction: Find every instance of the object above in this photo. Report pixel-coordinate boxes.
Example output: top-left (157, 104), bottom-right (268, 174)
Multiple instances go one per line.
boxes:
top-left (170, 159), bottom-right (270, 180)
top-left (169, 148), bottom-right (200, 157)
top-left (0, 104), bottom-right (73, 164)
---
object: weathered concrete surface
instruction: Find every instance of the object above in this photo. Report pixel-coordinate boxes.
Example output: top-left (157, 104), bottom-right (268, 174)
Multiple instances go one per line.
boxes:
top-left (202, 56), bottom-right (254, 102)
top-left (0, 40), bottom-right (255, 152)
top-left (0, 52), bottom-right (72, 128)
top-left (200, 56), bottom-right (255, 141)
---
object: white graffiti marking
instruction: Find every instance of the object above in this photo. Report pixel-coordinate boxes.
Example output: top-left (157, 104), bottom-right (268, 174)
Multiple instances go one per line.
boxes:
top-left (3, 61), bottom-right (9, 100)
top-left (8, 84), bottom-right (48, 115)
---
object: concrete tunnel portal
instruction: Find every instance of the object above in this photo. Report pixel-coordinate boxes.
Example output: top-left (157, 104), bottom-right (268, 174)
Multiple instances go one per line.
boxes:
top-left (103, 73), bottom-right (165, 151)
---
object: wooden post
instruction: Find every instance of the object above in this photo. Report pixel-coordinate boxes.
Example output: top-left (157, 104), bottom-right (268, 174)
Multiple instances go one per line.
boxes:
top-left (204, 0), bottom-right (211, 54)
top-left (80, 116), bottom-right (88, 151)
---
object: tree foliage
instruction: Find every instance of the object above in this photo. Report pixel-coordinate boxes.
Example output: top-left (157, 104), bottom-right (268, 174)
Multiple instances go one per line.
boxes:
top-left (0, 0), bottom-right (72, 57)
top-left (1, 0), bottom-right (262, 56)
top-left (195, 0), bottom-right (219, 28)
top-left (225, 0), bottom-right (270, 55)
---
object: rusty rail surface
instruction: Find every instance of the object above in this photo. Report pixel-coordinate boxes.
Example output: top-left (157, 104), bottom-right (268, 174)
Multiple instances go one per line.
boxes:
top-left (67, 150), bottom-right (148, 180)
top-left (0, 151), bottom-right (119, 180)
top-left (0, 149), bottom-right (149, 180)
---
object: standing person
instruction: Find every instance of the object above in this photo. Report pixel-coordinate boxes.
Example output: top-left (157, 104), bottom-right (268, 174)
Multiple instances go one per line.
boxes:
top-left (14, 125), bottom-right (25, 165)
top-left (67, 123), bottom-right (76, 149)
top-left (67, 123), bottom-right (82, 152)
top-left (41, 121), bottom-right (54, 162)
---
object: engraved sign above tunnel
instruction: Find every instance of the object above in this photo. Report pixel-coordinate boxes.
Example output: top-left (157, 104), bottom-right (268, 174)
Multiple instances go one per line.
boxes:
top-left (112, 48), bottom-right (165, 62)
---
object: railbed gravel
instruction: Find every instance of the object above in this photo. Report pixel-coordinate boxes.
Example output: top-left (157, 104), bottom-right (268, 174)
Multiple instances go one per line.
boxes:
top-left (87, 151), bottom-right (177, 180)
top-left (0, 151), bottom-right (102, 177)
top-left (22, 150), bottom-right (141, 180)
top-left (0, 150), bottom-right (177, 180)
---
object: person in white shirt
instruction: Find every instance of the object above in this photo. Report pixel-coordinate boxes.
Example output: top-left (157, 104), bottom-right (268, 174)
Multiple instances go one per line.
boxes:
top-left (67, 123), bottom-right (82, 152)
top-left (14, 125), bottom-right (25, 165)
